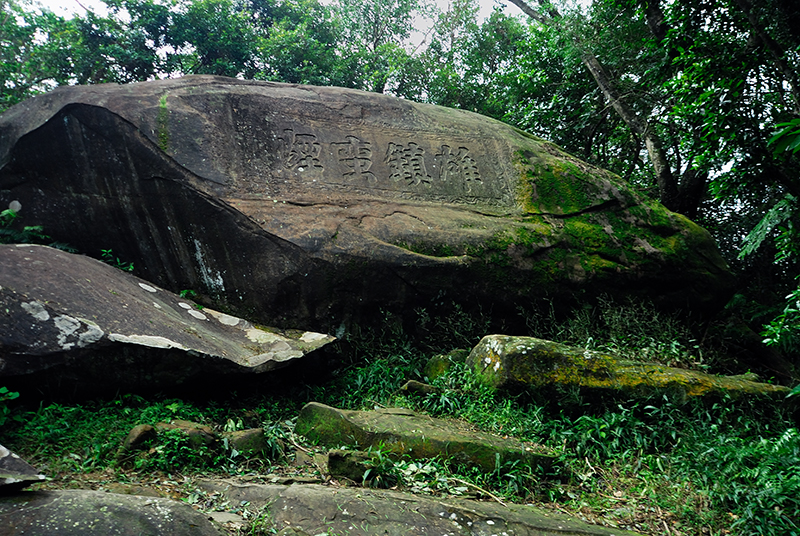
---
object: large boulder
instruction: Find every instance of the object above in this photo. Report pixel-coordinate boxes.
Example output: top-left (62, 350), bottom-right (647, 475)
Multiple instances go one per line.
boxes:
top-left (0, 76), bottom-right (733, 331)
top-left (0, 244), bottom-right (334, 394)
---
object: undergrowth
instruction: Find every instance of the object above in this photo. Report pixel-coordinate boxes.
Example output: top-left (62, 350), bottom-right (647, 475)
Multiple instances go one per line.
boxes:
top-left (2, 298), bottom-right (799, 535)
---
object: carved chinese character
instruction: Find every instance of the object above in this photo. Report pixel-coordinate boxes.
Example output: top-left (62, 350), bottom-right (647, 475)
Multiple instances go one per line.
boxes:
top-left (436, 145), bottom-right (482, 189)
top-left (280, 129), bottom-right (323, 171)
top-left (385, 142), bottom-right (431, 187)
top-left (331, 136), bottom-right (376, 184)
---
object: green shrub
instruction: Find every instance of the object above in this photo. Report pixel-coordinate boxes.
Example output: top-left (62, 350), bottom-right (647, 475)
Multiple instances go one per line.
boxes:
top-left (0, 387), bottom-right (20, 427)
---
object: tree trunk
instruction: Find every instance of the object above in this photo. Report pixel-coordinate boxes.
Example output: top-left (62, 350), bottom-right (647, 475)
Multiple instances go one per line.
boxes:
top-left (505, 0), bottom-right (701, 216)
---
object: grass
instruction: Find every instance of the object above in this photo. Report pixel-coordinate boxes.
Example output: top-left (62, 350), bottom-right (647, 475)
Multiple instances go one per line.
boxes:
top-left (2, 298), bottom-right (799, 535)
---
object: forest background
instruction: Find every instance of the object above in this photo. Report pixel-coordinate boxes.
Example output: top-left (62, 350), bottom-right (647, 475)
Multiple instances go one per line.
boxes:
top-left (2, 0), bottom-right (800, 377)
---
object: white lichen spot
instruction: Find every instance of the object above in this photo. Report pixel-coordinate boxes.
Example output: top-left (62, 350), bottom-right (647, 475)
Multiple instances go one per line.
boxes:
top-left (138, 283), bottom-right (158, 293)
top-left (76, 319), bottom-right (104, 346)
top-left (193, 239), bottom-right (226, 294)
top-left (272, 349), bottom-right (303, 362)
top-left (109, 333), bottom-right (189, 350)
top-left (300, 331), bottom-right (328, 343)
top-left (8, 200), bottom-right (21, 213)
top-left (188, 309), bottom-right (207, 320)
top-left (153, 302), bottom-right (162, 309)
top-left (246, 328), bottom-right (284, 344)
top-left (54, 315), bottom-right (81, 349)
top-left (206, 310), bottom-right (240, 326)
top-left (484, 357), bottom-right (492, 365)
top-left (21, 300), bottom-right (50, 321)
top-left (493, 361), bottom-right (501, 372)
top-left (178, 302), bottom-right (192, 309)
top-left (486, 520), bottom-right (495, 525)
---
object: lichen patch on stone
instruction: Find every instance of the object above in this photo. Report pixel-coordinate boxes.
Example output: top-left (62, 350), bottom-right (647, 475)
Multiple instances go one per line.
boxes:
top-left (21, 300), bottom-right (50, 321)
top-left (138, 283), bottom-right (158, 292)
top-left (108, 333), bottom-right (189, 350)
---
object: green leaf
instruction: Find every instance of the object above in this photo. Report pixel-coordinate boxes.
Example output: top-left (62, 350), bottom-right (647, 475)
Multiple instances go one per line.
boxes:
top-left (738, 195), bottom-right (795, 259)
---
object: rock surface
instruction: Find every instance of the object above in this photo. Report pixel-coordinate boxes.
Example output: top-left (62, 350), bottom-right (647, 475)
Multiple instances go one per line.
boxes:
top-left (0, 490), bottom-right (224, 535)
top-left (0, 244), bottom-right (334, 393)
top-left (295, 402), bottom-right (555, 471)
top-left (468, 335), bottom-right (791, 401)
top-left (197, 479), bottom-right (644, 536)
top-left (0, 76), bottom-right (733, 331)
top-left (0, 444), bottom-right (45, 492)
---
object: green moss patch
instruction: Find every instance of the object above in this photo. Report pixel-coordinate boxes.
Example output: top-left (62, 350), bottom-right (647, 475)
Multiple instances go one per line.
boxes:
top-left (467, 335), bottom-right (790, 402)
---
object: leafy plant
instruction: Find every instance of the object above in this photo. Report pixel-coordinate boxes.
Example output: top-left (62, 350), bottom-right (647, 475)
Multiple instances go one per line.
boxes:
top-left (137, 428), bottom-right (216, 472)
top-left (0, 204), bottom-right (75, 251)
top-left (101, 248), bottom-right (134, 272)
top-left (0, 387), bottom-right (20, 427)
top-left (769, 118), bottom-right (800, 155)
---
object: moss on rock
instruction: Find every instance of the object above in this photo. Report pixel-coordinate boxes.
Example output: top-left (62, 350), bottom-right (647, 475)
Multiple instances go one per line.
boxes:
top-left (295, 402), bottom-right (555, 472)
top-left (467, 335), bottom-right (791, 403)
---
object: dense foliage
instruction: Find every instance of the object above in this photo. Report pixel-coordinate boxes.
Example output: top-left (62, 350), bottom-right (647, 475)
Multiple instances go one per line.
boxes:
top-left (2, 301), bottom-right (798, 535)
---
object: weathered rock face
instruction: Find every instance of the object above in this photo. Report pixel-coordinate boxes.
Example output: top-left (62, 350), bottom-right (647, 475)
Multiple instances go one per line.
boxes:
top-left (0, 490), bottom-right (224, 535)
top-left (0, 76), bottom-right (733, 331)
top-left (467, 335), bottom-right (791, 402)
top-left (0, 244), bottom-right (334, 394)
top-left (197, 479), bottom-right (645, 536)
top-left (0, 444), bottom-right (45, 492)
top-left (295, 402), bottom-right (555, 471)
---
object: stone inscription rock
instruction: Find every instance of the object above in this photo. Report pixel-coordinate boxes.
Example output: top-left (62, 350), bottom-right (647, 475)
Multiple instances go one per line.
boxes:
top-left (0, 76), bottom-right (734, 331)
top-left (0, 244), bottom-right (334, 392)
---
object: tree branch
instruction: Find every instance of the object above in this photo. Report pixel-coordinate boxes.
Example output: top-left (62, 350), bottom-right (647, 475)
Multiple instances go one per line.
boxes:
top-left (732, 0), bottom-right (800, 115)
top-left (502, 0), bottom-right (551, 24)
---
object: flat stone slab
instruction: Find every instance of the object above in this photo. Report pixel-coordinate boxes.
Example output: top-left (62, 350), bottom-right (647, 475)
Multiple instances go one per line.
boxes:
top-left (197, 479), bottom-right (644, 536)
top-left (0, 490), bottom-right (224, 535)
top-left (295, 402), bottom-right (555, 471)
top-left (0, 244), bottom-right (334, 391)
top-left (468, 335), bottom-right (790, 401)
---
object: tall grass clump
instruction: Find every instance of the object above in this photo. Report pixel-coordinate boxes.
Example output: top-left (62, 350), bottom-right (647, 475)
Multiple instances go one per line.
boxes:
top-left (405, 356), bottom-right (800, 535)
top-left (523, 294), bottom-right (721, 371)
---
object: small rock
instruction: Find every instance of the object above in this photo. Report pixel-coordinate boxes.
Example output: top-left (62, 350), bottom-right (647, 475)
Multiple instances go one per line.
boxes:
top-left (424, 349), bottom-right (469, 381)
top-left (156, 420), bottom-right (217, 448)
top-left (327, 450), bottom-right (374, 483)
top-left (222, 428), bottom-right (279, 458)
top-left (399, 379), bottom-right (442, 395)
